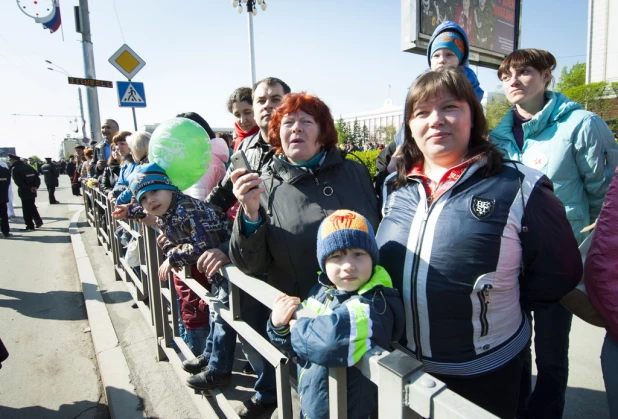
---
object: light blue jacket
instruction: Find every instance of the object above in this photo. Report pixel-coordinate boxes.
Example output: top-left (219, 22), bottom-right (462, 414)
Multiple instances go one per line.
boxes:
top-left (112, 161), bottom-right (138, 203)
top-left (490, 91), bottom-right (618, 244)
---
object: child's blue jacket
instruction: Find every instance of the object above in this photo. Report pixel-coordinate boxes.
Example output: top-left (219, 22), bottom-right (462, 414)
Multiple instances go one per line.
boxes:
top-left (267, 266), bottom-right (405, 419)
top-left (427, 20), bottom-right (484, 101)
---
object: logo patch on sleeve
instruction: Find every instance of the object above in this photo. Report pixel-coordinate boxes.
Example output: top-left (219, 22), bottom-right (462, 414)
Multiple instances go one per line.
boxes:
top-left (471, 196), bottom-right (495, 219)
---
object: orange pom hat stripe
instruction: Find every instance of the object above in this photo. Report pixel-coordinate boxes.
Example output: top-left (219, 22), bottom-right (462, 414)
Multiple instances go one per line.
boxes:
top-left (320, 210), bottom-right (370, 239)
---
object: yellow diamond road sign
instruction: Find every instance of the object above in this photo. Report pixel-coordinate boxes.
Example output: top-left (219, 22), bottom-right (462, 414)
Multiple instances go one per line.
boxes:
top-left (108, 44), bottom-right (146, 80)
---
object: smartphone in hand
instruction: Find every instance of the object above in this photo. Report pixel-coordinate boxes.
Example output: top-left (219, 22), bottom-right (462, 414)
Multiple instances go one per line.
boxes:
top-left (230, 150), bottom-right (254, 173)
top-left (230, 150), bottom-right (258, 190)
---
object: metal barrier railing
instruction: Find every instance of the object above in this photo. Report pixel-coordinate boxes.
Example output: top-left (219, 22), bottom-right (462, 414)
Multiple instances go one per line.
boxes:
top-left (81, 181), bottom-right (497, 419)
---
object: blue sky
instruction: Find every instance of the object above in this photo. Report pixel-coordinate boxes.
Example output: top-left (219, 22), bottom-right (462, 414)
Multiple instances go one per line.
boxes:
top-left (1, 0), bottom-right (589, 158)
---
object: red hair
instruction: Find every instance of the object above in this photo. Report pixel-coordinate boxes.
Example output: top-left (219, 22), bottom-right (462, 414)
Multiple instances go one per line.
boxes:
top-left (268, 92), bottom-right (338, 154)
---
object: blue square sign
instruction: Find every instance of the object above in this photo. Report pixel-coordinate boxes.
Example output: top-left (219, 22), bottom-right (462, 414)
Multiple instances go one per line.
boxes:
top-left (117, 81), bottom-right (147, 108)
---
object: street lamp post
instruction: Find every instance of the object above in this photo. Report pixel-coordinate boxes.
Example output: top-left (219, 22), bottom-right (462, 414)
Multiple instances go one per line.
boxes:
top-left (232, 0), bottom-right (268, 85)
top-left (46, 62), bottom-right (87, 141)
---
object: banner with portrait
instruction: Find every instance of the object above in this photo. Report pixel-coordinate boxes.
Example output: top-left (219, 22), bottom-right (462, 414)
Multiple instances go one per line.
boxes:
top-left (419, 0), bottom-right (519, 56)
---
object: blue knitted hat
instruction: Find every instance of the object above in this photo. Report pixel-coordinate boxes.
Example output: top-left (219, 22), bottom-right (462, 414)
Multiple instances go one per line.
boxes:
top-left (430, 31), bottom-right (465, 64)
top-left (130, 162), bottom-right (177, 203)
top-left (316, 210), bottom-right (379, 272)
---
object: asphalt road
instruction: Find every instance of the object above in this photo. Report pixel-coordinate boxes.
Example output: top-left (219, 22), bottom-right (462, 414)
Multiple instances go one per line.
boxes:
top-left (0, 177), bottom-right (108, 418)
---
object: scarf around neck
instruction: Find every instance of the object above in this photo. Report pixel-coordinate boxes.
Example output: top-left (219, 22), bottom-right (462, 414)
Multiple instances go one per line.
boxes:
top-left (233, 122), bottom-right (259, 152)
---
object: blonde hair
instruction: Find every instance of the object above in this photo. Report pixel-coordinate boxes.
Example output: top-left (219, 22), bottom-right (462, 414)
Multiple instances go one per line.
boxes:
top-left (127, 131), bottom-right (151, 162)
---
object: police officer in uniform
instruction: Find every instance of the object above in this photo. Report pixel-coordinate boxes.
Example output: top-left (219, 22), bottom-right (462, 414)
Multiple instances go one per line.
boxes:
top-left (0, 162), bottom-right (11, 237)
top-left (40, 157), bottom-right (60, 204)
top-left (9, 154), bottom-right (43, 231)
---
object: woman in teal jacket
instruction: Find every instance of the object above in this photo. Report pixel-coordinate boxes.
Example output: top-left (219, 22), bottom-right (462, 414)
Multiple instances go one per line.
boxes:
top-left (490, 48), bottom-right (618, 419)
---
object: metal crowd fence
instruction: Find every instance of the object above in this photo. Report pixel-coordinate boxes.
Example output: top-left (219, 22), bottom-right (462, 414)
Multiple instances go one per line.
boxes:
top-left (81, 182), bottom-right (497, 419)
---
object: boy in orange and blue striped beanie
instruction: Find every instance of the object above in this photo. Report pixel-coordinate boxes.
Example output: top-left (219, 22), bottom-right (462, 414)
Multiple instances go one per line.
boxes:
top-left (267, 209), bottom-right (405, 418)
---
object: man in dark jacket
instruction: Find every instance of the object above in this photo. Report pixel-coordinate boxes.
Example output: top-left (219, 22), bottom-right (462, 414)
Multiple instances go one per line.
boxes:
top-left (40, 157), bottom-right (60, 204)
top-left (206, 78), bottom-right (290, 211)
top-left (9, 154), bottom-right (42, 231)
top-left (93, 119), bottom-right (119, 171)
top-left (199, 77), bottom-right (291, 419)
top-left (0, 163), bottom-right (11, 237)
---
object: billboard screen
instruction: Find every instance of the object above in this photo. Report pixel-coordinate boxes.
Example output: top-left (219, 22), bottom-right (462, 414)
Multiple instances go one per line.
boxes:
top-left (0, 148), bottom-right (17, 159)
top-left (402, 0), bottom-right (521, 69)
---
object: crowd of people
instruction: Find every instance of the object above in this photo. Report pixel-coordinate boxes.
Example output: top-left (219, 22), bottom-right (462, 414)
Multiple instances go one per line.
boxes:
top-left (2, 19), bottom-right (617, 419)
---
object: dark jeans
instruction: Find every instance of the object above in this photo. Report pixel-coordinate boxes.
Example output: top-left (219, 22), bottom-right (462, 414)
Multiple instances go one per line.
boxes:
top-left (436, 349), bottom-right (525, 419)
top-left (46, 183), bottom-right (57, 203)
top-left (0, 201), bottom-right (9, 235)
top-left (21, 198), bottom-right (42, 229)
top-left (206, 280), bottom-right (237, 374)
top-left (239, 292), bottom-right (277, 404)
top-left (518, 304), bottom-right (573, 419)
top-left (206, 280), bottom-right (276, 403)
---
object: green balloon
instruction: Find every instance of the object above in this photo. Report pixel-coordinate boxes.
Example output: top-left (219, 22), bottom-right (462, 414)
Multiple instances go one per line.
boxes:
top-left (149, 118), bottom-right (212, 191)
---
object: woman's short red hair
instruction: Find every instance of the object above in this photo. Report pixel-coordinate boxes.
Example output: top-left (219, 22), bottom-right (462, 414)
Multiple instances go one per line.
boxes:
top-left (268, 92), bottom-right (338, 154)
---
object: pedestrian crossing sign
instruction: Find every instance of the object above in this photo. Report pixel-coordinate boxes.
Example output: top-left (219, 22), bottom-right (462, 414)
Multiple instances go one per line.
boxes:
top-left (116, 81), bottom-right (147, 108)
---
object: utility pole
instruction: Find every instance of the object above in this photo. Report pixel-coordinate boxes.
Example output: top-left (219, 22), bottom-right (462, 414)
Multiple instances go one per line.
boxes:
top-left (247, 11), bottom-right (256, 85)
top-left (77, 0), bottom-right (102, 143)
top-left (78, 88), bottom-right (86, 139)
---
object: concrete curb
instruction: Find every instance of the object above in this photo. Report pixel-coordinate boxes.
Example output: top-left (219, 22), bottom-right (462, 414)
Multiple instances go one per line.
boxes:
top-left (69, 209), bottom-right (145, 419)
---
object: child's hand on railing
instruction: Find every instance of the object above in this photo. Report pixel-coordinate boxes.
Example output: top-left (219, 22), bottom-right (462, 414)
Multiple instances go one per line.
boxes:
top-left (196, 249), bottom-right (230, 278)
top-left (158, 258), bottom-right (173, 283)
top-left (112, 204), bottom-right (130, 219)
top-left (271, 294), bottom-right (301, 328)
top-left (156, 233), bottom-right (168, 249)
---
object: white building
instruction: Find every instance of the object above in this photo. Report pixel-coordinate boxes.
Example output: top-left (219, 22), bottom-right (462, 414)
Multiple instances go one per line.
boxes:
top-left (339, 99), bottom-right (403, 142)
top-left (59, 137), bottom-right (87, 159)
top-left (481, 90), bottom-right (507, 109)
top-left (586, 0), bottom-right (618, 83)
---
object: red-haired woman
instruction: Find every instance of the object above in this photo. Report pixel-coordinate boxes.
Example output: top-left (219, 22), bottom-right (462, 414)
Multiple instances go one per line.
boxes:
top-left (229, 92), bottom-right (379, 299)
top-left (227, 93), bottom-right (379, 415)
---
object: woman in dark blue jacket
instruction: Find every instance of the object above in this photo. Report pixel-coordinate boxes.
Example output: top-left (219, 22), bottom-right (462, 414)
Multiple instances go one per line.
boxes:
top-left (375, 68), bottom-right (581, 418)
